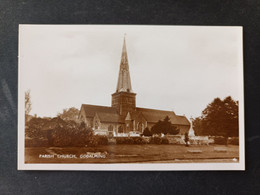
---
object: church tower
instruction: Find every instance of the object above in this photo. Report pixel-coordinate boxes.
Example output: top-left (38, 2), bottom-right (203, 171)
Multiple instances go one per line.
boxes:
top-left (111, 36), bottom-right (136, 116)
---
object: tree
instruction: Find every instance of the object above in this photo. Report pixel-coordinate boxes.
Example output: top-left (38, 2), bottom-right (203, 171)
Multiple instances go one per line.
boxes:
top-left (193, 96), bottom-right (238, 137)
top-left (151, 120), bottom-right (163, 135)
top-left (191, 117), bottom-right (203, 136)
top-left (25, 90), bottom-right (32, 122)
top-left (57, 107), bottom-right (80, 122)
top-left (151, 116), bottom-right (180, 135)
top-left (143, 127), bottom-right (152, 136)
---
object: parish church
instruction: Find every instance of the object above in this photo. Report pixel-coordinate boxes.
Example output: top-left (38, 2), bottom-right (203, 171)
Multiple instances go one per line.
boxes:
top-left (79, 37), bottom-right (190, 136)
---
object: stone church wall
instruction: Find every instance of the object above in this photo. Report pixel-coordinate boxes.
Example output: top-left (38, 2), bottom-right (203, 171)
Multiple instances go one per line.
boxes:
top-left (176, 125), bottom-right (190, 135)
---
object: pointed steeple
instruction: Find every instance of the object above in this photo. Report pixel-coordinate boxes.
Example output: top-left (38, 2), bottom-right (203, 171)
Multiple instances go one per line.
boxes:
top-left (116, 35), bottom-right (133, 93)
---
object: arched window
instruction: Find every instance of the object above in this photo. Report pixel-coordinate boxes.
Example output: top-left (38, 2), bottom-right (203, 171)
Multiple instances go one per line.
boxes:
top-left (118, 125), bottom-right (123, 133)
top-left (138, 123), bottom-right (145, 133)
top-left (95, 121), bottom-right (98, 129)
top-left (108, 125), bottom-right (113, 132)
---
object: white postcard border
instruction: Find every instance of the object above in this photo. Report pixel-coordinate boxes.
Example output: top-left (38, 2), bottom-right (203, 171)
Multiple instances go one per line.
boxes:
top-left (18, 25), bottom-right (245, 171)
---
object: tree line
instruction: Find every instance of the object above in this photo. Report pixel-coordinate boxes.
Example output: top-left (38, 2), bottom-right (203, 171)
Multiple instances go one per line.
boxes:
top-left (192, 96), bottom-right (239, 137)
top-left (25, 91), bottom-right (239, 138)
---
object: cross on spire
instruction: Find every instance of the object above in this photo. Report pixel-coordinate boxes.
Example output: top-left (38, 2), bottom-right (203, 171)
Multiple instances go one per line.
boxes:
top-left (116, 35), bottom-right (133, 93)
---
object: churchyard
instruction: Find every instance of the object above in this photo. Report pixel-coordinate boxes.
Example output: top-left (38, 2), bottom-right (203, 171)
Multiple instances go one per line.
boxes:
top-left (24, 117), bottom-right (239, 164)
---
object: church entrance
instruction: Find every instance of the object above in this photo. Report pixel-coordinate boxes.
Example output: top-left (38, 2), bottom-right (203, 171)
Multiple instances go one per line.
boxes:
top-left (118, 125), bottom-right (123, 133)
top-left (94, 121), bottom-right (99, 130)
top-left (137, 122), bottom-right (144, 133)
top-left (108, 125), bottom-right (114, 138)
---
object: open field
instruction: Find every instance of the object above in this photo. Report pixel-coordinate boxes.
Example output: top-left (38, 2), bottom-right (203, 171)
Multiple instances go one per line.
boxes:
top-left (25, 144), bottom-right (239, 163)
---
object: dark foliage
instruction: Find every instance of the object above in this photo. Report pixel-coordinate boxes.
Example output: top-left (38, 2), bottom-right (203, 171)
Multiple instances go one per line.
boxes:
top-left (214, 136), bottom-right (228, 145)
top-left (132, 137), bottom-right (146, 144)
top-left (51, 123), bottom-right (94, 147)
top-left (25, 138), bottom-right (49, 147)
top-left (150, 136), bottom-right (162, 144)
top-left (25, 117), bottom-right (106, 147)
top-left (115, 137), bottom-right (147, 144)
top-left (192, 96), bottom-right (238, 137)
top-left (149, 136), bottom-right (170, 145)
top-left (95, 136), bottom-right (109, 145)
top-left (161, 137), bottom-right (169, 144)
top-left (228, 137), bottom-right (239, 145)
top-left (142, 127), bottom-right (153, 136)
top-left (57, 107), bottom-right (80, 122)
top-left (25, 117), bottom-right (50, 139)
top-left (151, 116), bottom-right (180, 135)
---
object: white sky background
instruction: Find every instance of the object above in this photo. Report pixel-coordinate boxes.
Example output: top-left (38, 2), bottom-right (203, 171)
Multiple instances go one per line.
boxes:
top-left (19, 25), bottom-right (242, 118)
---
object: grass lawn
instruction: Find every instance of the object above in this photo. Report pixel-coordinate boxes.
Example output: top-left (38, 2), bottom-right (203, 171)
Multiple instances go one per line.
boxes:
top-left (25, 144), bottom-right (239, 164)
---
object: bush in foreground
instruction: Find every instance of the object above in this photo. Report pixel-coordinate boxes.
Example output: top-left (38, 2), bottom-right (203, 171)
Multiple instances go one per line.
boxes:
top-left (161, 137), bottom-right (169, 144)
top-left (228, 137), bottom-right (239, 145)
top-left (150, 136), bottom-right (162, 144)
top-left (143, 127), bottom-right (152, 136)
top-left (149, 136), bottom-right (170, 145)
top-left (214, 136), bottom-right (227, 145)
top-left (116, 137), bottom-right (147, 144)
top-left (95, 135), bottom-right (109, 145)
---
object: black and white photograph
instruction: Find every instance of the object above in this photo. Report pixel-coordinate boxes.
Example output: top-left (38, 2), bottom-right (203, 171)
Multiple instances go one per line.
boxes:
top-left (18, 25), bottom-right (244, 170)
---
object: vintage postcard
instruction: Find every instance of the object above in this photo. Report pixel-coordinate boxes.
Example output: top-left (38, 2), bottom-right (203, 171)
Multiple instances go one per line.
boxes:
top-left (18, 25), bottom-right (244, 170)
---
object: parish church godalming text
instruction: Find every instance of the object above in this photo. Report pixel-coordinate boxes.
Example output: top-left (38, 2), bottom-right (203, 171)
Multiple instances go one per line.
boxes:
top-left (79, 37), bottom-right (190, 136)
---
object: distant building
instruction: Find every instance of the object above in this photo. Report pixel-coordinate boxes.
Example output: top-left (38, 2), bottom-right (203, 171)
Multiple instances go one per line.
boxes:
top-left (79, 37), bottom-right (190, 136)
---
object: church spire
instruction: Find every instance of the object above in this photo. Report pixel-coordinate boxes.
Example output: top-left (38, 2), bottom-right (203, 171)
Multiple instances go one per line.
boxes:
top-left (116, 35), bottom-right (133, 93)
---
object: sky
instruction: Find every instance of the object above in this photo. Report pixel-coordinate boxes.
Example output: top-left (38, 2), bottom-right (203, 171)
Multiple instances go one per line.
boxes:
top-left (19, 25), bottom-right (243, 118)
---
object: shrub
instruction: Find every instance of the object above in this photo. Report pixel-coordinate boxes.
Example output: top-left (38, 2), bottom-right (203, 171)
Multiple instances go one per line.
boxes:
top-left (116, 137), bottom-right (129, 144)
top-left (25, 117), bottom-right (49, 139)
top-left (150, 136), bottom-right (162, 144)
top-left (50, 123), bottom-right (96, 147)
top-left (132, 137), bottom-right (146, 144)
top-left (96, 135), bottom-right (109, 145)
top-left (87, 136), bottom-right (99, 147)
top-left (228, 137), bottom-right (239, 145)
top-left (73, 128), bottom-right (94, 147)
top-left (214, 136), bottom-right (227, 145)
top-left (115, 137), bottom-right (146, 144)
top-left (25, 137), bottom-right (49, 147)
top-left (142, 136), bottom-right (151, 144)
top-left (52, 128), bottom-right (72, 147)
top-left (126, 137), bottom-right (134, 144)
top-left (161, 137), bottom-right (169, 144)
top-left (151, 116), bottom-right (180, 135)
top-left (143, 127), bottom-right (152, 136)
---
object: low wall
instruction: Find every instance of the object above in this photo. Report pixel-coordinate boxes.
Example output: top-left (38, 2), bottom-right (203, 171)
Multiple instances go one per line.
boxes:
top-left (189, 136), bottom-right (214, 145)
top-left (165, 135), bottom-right (186, 145)
top-left (93, 130), bottom-right (108, 136)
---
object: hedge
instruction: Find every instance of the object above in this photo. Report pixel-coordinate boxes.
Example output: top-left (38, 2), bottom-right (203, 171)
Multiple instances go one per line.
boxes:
top-left (228, 137), bottom-right (239, 145)
top-left (214, 136), bottom-right (228, 145)
top-left (116, 137), bottom-right (148, 144)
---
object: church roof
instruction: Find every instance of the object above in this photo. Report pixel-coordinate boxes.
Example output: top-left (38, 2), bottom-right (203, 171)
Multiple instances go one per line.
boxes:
top-left (81, 104), bottom-right (117, 117)
top-left (116, 36), bottom-right (133, 93)
top-left (80, 104), bottom-right (124, 123)
top-left (136, 107), bottom-right (190, 126)
top-left (174, 115), bottom-right (190, 126)
top-left (96, 112), bottom-right (123, 123)
top-left (80, 104), bottom-right (190, 126)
